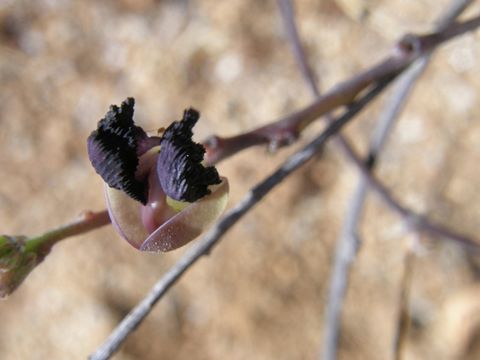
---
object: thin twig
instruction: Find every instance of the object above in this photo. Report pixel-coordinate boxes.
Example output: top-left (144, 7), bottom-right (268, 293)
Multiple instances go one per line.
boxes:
top-left (25, 210), bottom-right (111, 258)
top-left (323, 1), bottom-right (474, 359)
top-left (89, 78), bottom-right (396, 360)
top-left (393, 236), bottom-right (417, 360)
top-left (322, 60), bottom-right (433, 360)
top-left (264, 1), bottom-right (477, 253)
top-left (275, 2), bottom-right (476, 357)
top-left (278, 0), bottom-right (320, 96)
top-left (276, 6), bottom-right (368, 358)
top-left (204, 14), bottom-right (480, 165)
top-left (345, 146), bottom-right (479, 249)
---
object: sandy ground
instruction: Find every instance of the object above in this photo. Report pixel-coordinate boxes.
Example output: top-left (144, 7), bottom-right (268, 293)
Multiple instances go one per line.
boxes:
top-left (1, 0), bottom-right (480, 359)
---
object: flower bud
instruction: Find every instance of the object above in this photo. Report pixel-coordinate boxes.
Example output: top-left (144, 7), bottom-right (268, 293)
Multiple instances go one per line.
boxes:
top-left (0, 235), bottom-right (40, 299)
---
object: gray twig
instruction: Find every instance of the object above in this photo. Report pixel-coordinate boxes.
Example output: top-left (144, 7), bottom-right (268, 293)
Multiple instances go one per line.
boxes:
top-left (322, 57), bottom-right (432, 360)
top-left (275, 2), bottom-right (476, 357)
top-left (393, 235), bottom-right (417, 360)
top-left (276, 0), bottom-right (476, 358)
top-left (323, 1), bottom-right (474, 359)
top-left (278, 0), bottom-right (320, 96)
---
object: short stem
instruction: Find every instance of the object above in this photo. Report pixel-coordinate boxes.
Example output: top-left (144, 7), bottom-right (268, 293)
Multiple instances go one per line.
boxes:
top-left (24, 210), bottom-right (111, 258)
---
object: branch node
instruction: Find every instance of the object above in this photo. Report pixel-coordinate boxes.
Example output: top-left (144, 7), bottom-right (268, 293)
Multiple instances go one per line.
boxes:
top-left (268, 132), bottom-right (297, 153)
top-left (395, 34), bottom-right (422, 59)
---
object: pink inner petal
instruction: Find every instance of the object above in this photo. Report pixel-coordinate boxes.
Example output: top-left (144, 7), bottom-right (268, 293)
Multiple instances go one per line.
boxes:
top-left (141, 168), bottom-right (177, 234)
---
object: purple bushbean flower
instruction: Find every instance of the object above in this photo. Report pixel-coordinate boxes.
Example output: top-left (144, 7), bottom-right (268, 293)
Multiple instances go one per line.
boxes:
top-left (87, 98), bottom-right (228, 252)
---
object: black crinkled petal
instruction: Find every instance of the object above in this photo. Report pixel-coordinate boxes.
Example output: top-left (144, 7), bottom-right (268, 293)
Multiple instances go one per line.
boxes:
top-left (157, 108), bottom-right (221, 202)
top-left (87, 98), bottom-right (149, 204)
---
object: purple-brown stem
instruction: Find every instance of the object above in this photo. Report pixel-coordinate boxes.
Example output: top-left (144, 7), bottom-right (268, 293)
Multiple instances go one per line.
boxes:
top-left (203, 14), bottom-right (480, 165)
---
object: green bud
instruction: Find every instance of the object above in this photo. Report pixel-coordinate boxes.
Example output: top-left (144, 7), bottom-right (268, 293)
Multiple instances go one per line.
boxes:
top-left (0, 235), bottom-right (40, 299)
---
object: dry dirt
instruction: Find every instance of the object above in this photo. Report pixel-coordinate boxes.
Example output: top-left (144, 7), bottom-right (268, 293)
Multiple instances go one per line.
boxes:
top-left (1, 1), bottom-right (480, 359)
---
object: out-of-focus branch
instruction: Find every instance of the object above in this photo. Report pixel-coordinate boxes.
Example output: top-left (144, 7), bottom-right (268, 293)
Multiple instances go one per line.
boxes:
top-left (339, 138), bottom-right (479, 249)
top-left (204, 14), bottom-right (480, 165)
top-left (278, 0), bottom-right (320, 96)
top-left (276, 1), bottom-right (476, 359)
top-left (323, 1), bottom-right (476, 359)
top-left (393, 236), bottom-right (417, 360)
top-left (323, 61), bottom-right (435, 360)
top-left (89, 78), bottom-right (396, 360)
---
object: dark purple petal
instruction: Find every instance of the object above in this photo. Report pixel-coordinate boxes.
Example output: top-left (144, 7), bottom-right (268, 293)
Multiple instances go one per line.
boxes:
top-left (87, 98), bottom-right (152, 204)
top-left (157, 108), bottom-right (221, 202)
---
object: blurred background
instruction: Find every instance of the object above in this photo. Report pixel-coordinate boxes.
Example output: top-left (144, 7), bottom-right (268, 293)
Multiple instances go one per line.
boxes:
top-left (1, 0), bottom-right (480, 359)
